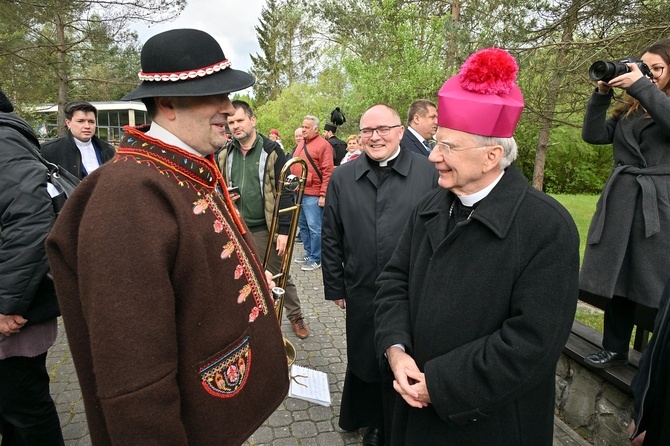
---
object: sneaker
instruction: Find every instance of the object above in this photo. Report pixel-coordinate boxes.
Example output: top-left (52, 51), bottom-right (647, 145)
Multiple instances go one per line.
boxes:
top-left (584, 349), bottom-right (628, 369)
top-left (290, 315), bottom-right (309, 339)
top-left (296, 234), bottom-right (303, 244)
top-left (294, 255), bottom-right (309, 264)
top-left (301, 261), bottom-right (321, 271)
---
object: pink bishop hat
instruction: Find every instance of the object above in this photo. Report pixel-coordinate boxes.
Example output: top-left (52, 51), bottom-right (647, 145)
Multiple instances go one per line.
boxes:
top-left (438, 47), bottom-right (524, 138)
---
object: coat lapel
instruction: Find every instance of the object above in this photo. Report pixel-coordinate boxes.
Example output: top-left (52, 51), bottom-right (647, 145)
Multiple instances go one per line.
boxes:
top-left (421, 165), bottom-right (528, 252)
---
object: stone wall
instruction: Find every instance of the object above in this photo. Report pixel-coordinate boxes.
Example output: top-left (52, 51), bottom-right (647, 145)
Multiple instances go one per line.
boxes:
top-left (555, 354), bottom-right (633, 446)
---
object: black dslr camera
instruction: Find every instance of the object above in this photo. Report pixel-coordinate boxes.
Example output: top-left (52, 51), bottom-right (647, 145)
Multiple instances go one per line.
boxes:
top-left (589, 57), bottom-right (653, 82)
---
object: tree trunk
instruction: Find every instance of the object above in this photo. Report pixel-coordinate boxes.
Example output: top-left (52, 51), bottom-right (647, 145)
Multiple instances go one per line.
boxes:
top-left (531, 4), bottom-right (577, 190)
top-left (56, 13), bottom-right (69, 136)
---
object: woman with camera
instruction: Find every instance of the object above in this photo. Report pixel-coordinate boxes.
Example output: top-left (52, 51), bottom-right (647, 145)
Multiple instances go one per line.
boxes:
top-left (581, 38), bottom-right (670, 444)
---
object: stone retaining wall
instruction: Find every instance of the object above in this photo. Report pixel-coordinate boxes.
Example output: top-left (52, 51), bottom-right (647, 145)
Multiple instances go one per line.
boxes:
top-left (555, 354), bottom-right (633, 446)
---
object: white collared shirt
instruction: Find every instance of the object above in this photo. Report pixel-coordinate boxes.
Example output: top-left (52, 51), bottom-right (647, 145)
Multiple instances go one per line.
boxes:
top-left (407, 126), bottom-right (432, 149)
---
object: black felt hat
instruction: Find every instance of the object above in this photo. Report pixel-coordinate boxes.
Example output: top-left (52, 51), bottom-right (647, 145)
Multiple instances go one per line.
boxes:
top-left (324, 123), bottom-right (337, 133)
top-left (123, 29), bottom-right (255, 100)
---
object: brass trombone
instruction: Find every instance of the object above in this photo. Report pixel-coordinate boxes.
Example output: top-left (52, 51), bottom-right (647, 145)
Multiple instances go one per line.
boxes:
top-left (263, 157), bottom-right (308, 366)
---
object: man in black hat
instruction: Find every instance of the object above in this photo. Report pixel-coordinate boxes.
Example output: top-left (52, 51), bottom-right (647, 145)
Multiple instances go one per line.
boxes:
top-left (323, 123), bottom-right (347, 166)
top-left (46, 29), bottom-right (289, 445)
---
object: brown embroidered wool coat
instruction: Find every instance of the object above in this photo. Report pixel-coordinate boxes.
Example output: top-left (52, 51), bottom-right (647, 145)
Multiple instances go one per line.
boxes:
top-left (46, 127), bottom-right (289, 446)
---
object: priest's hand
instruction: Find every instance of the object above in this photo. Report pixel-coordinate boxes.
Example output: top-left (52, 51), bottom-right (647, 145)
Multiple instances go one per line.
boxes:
top-left (386, 346), bottom-right (430, 408)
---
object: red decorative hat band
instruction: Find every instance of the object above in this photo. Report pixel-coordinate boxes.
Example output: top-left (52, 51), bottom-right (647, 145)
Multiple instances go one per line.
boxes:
top-left (138, 59), bottom-right (232, 82)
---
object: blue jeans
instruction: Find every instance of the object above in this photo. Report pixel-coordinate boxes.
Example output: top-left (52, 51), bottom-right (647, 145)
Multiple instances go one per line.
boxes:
top-left (298, 195), bottom-right (323, 263)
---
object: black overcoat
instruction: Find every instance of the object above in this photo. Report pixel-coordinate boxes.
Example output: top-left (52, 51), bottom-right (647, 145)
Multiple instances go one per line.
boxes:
top-left (374, 165), bottom-right (580, 445)
top-left (322, 150), bottom-right (438, 382)
top-left (41, 130), bottom-right (116, 179)
top-left (630, 276), bottom-right (670, 445)
top-left (580, 78), bottom-right (670, 306)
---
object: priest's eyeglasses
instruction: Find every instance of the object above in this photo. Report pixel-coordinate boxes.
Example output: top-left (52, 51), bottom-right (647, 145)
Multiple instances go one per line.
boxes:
top-left (359, 125), bottom-right (402, 138)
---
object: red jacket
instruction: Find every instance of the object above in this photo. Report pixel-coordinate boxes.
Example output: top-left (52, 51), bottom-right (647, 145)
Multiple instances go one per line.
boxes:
top-left (291, 135), bottom-right (333, 197)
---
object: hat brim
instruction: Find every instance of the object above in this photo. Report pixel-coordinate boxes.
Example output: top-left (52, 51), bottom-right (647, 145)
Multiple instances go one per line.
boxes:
top-left (122, 67), bottom-right (255, 100)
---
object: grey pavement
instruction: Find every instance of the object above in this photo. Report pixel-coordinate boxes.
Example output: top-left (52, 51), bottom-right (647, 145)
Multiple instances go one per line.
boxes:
top-left (40, 244), bottom-right (591, 445)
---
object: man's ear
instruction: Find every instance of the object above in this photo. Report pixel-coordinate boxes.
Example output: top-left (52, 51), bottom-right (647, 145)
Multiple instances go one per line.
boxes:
top-left (483, 145), bottom-right (504, 172)
top-left (154, 97), bottom-right (178, 121)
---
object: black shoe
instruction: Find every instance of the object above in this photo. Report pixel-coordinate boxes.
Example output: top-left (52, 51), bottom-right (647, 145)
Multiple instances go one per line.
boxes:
top-left (584, 350), bottom-right (628, 369)
top-left (362, 427), bottom-right (384, 446)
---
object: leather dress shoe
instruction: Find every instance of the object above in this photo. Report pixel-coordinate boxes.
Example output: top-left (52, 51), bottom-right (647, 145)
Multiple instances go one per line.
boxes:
top-left (584, 349), bottom-right (628, 369)
top-left (362, 427), bottom-right (384, 446)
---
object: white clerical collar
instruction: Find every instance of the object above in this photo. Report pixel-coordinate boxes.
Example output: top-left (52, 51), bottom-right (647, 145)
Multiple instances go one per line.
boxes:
top-left (73, 137), bottom-right (100, 174)
top-left (145, 121), bottom-right (204, 158)
top-left (73, 137), bottom-right (93, 152)
top-left (379, 147), bottom-right (401, 167)
top-left (456, 170), bottom-right (505, 207)
top-left (407, 126), bottom-right (431, 146)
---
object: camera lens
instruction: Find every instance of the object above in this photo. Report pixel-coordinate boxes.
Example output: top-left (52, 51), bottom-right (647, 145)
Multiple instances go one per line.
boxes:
top-left (589, 60), bottom-right (632, 82)
top-left (589, 61), bottom-right (613, 82)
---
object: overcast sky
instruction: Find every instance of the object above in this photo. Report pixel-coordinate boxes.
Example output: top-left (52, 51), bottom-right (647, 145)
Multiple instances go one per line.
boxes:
top-left (130, 0), bottom-right (266, 93)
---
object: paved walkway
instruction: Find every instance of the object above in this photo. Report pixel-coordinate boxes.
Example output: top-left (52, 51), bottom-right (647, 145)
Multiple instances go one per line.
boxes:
top-left (41, 245), bottom-right (591, 445)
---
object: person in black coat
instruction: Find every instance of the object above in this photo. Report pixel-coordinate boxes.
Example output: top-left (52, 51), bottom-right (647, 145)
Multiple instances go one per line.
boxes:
top-left (581, 38), bottom-right (670, 369)
top-left (323, 123), bottom-right (347, 166)
top-left (41, 101), bottom-right (115, 179)
top-left (0, 88), bottom-right (64, 445)
top-left (399, 99), bottom-right (438, 156)
top-left (322, 104), bottom-right (438, 445)
top-left (374, 49), bottom-right (579, 445)
top-left (629, 276), bottom-right (670, 446)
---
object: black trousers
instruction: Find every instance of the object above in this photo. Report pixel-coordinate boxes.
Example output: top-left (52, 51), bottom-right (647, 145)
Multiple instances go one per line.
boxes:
top-left (0, 352), bottom-right (64, 446)
top-left (602, 295), bottom-right (637, 354)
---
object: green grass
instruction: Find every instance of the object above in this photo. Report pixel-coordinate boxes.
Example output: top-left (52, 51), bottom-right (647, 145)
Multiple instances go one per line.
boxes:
top-left (575, 306), bottom-right (604, 333)
top-left (552, 195), bottom-right (604, 332)
top-left (551, 194), bottom-right (598, 265)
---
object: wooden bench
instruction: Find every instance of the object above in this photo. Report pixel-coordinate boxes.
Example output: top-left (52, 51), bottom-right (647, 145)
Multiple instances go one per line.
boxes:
top-left (562, 290), bottom-right (657, 392)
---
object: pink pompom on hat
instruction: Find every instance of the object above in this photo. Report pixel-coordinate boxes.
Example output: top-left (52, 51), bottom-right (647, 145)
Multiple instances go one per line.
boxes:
top-left (438, 47), bottom-right (524, 138)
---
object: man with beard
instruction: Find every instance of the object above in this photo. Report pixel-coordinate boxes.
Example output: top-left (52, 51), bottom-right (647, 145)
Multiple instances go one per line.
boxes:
top-left (218, 100), bottom-right (309, 339)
